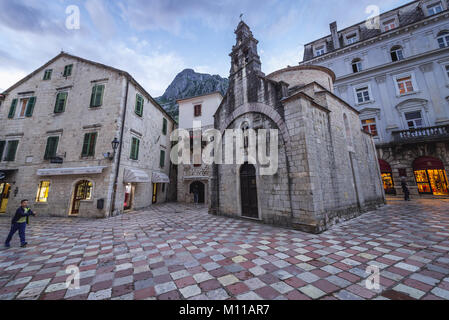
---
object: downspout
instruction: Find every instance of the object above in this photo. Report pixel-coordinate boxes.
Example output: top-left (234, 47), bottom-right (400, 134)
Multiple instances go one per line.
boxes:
top-left (110, 78), bottom-right (129, 217)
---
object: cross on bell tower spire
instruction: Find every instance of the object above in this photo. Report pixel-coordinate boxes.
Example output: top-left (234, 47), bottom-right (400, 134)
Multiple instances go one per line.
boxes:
top-left (229, 21), bottom-right (262, 76)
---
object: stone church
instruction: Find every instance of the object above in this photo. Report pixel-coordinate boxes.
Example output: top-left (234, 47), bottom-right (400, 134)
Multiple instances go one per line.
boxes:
top-left (210, 22), bottom-right (385, 233)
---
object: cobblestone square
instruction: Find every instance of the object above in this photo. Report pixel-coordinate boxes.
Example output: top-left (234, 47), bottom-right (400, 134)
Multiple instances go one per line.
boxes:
top-left (0, 199), bottom-right (448, 300)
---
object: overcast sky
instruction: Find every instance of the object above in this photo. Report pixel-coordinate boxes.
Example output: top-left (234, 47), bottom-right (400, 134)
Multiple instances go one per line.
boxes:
top-left (0, 0), bottom-right (410, 96)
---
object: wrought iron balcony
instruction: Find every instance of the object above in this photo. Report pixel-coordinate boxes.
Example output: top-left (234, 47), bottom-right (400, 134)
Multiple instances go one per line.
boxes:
top-left (392, 125), bottom-right (449, 143)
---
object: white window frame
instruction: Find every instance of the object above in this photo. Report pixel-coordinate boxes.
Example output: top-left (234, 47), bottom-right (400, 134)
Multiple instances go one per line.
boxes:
top-left (346, 34), bottom-right (358, 45)
top-left (382, 19), bottom-right (397, 32)
top-left (427, 1), bottom-right (444, 16)
top-left (16, 95), bottom-right (33, 119)
top-left (403, 110), bottom-right (425, 129)
top-left (351, 59), bottom-right (363, 73)
top-left (361, 117), bottom-right (379, 137)
top-left (392, 72), bottom-right (419, 97)
top-left (314, 45), bottom-right (326, 57)
top-left (437, 31), bottom-right (449, 48)
top-left (353, 84), bottom-right (374, 105)
top-left (390, 46), bottom-right (404, 62)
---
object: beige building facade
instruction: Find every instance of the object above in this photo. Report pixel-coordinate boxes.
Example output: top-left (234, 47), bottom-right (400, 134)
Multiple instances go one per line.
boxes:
top-left (0, 52), bottom-right (175, 218)
top-left (177, 92), bottom-right (223, 205)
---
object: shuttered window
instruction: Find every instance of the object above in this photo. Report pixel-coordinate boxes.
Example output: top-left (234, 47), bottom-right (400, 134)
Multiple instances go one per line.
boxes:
top-left (130, 137), bottom-right (140, 160)
top-left (162, 118), bottom-right (168, 135)
top-left (160, 150), bottom-right (166, 168)
top-left (194, 104), bottom-right (202, 117)
top-left (8, 99), bottom-right (17, 119)
top-left (90, 85), bottom-right (104, 108)
top-left (25, 97), bottom-right (36, 117)
top-left (63, 64), bottom-right (73, 77)
top-left (0, 141), bottom-right (5, 161)
top-left (4, 141), bottom-right (19, 162)
top-left (54, 92), bottom-right (68, 113)
top-left (81, 132), bottom-right (97, 157)
top-left (135, 94), bottom-right (144, 117)
top-left (44, 136), bottom-right (59, 160)
top-left (43, 69), bottom-right (52, 80)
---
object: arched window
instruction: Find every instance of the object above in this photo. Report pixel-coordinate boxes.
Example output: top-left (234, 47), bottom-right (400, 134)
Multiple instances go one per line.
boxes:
top-left (437, 31), bottom-right (449, 48)
top-left (391, 46), bottom-right (404, 62)
top-left (351, 58), bottom-right (363, 73)
top-left (343, 114), bottom-right (353, 147)
top-left (241, 122), bottom-right (250, 149)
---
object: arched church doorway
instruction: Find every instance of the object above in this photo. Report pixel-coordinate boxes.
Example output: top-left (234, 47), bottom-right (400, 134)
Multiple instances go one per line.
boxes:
top-left (240, 163), bottom-right (259, 219)
top-left (190, 181), bottom-right (205, 204)
top-left (413, 157), bottom-right (449, 196)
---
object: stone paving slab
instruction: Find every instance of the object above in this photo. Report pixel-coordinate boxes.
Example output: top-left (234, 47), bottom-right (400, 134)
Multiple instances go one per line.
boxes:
top-left (0, 199), bottom-right (448, 300)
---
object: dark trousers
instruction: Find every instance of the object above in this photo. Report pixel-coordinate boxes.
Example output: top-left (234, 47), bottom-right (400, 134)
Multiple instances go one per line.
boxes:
top-left (5, 223), bottom-right (26, 246)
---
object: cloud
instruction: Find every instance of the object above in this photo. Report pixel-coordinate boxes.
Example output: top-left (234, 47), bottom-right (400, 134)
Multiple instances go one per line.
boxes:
top-left (85, 0), bottom-right (117, 37)
top-left (0, 0), bottom-right (66, 35)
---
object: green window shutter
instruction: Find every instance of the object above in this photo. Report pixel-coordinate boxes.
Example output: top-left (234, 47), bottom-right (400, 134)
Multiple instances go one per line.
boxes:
top-left (91, 85), bottom-right (104, 108)
top-left (162, 118), bottom-right (168, 135)
top-left (43, 70), bottom-right (52, 80)
top-left (160, 150), bottom-right (165, 168)
top-left (81, 133), bottom-right (90, 157)
top-left (5, 141), bottom-right (19, 162)
top-left (64, 64), bottom-right (73, 77)
top-left (0, 141), bottom-right (5, 161)
top-left (44, 136), bottom-right (59, 160)
top-left (130, 138), bottom-right (140, 160)
top-left (135, 94), bottom-right (143, 116)
top-left (54, 92), bottom-right (67, 113)
top-left (82, 133), bottom-right (97, 157)
top-left (25, 97), bottom-right (36, 117)
top-left (8, 99), bottom-right (17, 119)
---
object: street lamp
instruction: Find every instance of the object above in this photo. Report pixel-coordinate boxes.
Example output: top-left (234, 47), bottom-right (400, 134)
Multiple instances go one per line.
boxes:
top-left (104, 138), bottom-right (120, 161)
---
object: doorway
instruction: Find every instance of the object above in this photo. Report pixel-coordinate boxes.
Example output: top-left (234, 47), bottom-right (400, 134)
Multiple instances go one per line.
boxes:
top-left (190, 181), bottom-right (205, 204)
top-left (240, 163), bottom-right (259, 219)
top-left (124, 183), bottom-right (135, 211)
top-left (0, 183), bottom-right (11, 214)
top-left (152, 183), bottom-right (158, 204)
top-left (70, 180), bottom-right (93, 215)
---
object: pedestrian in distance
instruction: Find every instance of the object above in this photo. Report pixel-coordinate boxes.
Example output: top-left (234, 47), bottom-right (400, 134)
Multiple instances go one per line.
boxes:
top-left (4, 199), bottom-right (37, 248)
top-left (401, 177), bottom-right (411, 202)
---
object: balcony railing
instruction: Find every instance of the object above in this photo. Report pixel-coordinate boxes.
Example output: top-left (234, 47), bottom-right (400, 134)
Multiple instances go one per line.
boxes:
top-left (392, 125), bottom-right (449, 143)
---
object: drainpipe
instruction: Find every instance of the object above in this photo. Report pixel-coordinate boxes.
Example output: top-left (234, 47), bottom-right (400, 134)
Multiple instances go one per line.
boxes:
top-left (110, 78), bottom-right (129, 217)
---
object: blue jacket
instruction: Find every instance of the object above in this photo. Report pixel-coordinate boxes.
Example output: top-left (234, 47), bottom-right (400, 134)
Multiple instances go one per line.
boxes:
top-left (12, 207), bottom-right (35, 224)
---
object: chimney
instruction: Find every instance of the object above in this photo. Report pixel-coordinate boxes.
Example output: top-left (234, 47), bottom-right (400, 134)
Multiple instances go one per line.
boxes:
top-left (330, 21), bottom-right (340, 50)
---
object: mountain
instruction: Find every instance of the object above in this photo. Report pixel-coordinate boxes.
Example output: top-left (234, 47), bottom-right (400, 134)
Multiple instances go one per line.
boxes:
top-left (156, 69), bottom-right (229, 122)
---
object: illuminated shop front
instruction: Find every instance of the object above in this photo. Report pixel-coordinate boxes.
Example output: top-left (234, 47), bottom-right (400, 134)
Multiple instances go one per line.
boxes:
top-left (379, 160), bottom-right (396, 195)
top-left (413, 157), bottom-right (449, 196)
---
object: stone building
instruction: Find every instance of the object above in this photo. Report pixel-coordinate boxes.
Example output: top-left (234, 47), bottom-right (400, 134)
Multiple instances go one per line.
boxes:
top-left (0, 52), bottom-right (175, 218)
top-left (210, 22), bottom-right (385, 234)
top-left (301, 0), bottom-right (449, 198)
top-left (177, 92), bottom-right (223, 205)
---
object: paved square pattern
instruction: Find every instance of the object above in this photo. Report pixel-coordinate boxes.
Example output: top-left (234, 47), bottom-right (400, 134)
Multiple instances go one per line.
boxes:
top-left (0, 199), bottom-right (448, 300)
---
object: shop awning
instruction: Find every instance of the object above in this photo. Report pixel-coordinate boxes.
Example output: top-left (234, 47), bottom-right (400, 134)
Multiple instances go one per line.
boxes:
top-left (124, 168), bottom-right (151, 183)
top-left (379, 160), bottom-right (392, 173)
top-left (37, 166), bottom-right (107, 176)
top-left (152, 171), bottom-right (170, 183)
top-left (413, 157), bottom-right (445, 170)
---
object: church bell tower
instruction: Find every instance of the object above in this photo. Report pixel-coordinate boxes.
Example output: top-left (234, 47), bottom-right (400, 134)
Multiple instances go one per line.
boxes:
top-left (230, 21), bottom-right (262, 76)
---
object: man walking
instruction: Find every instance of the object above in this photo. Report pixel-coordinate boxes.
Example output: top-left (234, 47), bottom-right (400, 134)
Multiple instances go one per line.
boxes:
top-left (401, 177), bottom-right (411, 202)
top-left (4, 199), bottom-right (36, 248)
